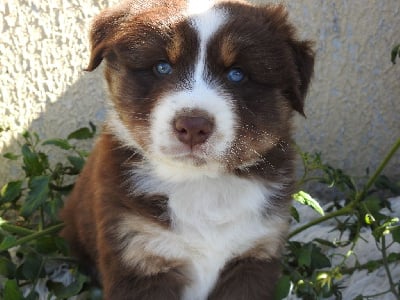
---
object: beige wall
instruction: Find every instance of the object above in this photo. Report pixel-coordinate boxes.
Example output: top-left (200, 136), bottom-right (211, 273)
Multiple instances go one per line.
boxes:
top-left (1, 0), bottom-right (399, 185)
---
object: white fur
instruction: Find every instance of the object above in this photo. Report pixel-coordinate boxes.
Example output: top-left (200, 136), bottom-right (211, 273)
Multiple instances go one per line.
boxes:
top-left (150, 8), bottom-right (236, 180)
top-left (106, 110), bottom-right (145, 151)
top-left (125, 167), bottom-right (286, 300)
top-left (187, 0), bottom-right (216, 15)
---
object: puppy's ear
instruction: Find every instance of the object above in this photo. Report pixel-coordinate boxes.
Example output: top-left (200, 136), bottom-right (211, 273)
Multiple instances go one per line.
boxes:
top-left (85, 7), bottom-right (127, 71)
top-left (288, 40), bottom-right (315, 116)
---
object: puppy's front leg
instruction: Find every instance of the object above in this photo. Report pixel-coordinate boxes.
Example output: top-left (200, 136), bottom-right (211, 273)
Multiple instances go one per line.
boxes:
top-left (96, 218), bottom-right (188, 300)
top-left (208, 257), bottom-right (281, 300)
top-left (98, 249), bottom-right (187, 300)
top-left (101, 266), bottom-right (186, 300)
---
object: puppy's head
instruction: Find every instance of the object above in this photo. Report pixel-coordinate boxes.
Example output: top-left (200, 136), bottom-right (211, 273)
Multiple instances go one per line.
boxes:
top-left (86, 0), bottom-right (314, 181)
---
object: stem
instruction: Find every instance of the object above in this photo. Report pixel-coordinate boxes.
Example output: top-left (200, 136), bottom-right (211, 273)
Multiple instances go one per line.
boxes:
top-left (289, 138), bottom-right (400, 239)
top-left (381, 235), bottom-right (400, 298)
top-left (0, 223), bottom-right (35, 236)
top-left (39, 207), bottom-right (45, 231)
top-left (289, 206), bottom-right (352, 238)
top-left (0, 223), bottom-right (64, 251)
top-left (360, 138), bottom-right (400, 200)
top-left (340, 253), bottom-right (400, 275)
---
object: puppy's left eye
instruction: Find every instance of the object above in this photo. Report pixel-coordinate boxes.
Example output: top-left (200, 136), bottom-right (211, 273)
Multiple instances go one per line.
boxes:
top-left (227, 67), bottom-right (245, 83)
top-left (154, 61), bottom-right (173, 75)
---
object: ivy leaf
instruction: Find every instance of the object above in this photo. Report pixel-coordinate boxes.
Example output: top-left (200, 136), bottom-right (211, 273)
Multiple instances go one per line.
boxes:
top-left (42, 138), bottom-right (72, 150)
top-left (293, 191), bottom-right (325, 216)
top-left (20, 176), bottom-right (50, 218)
top-left (3, 279), bottom-right (24, 300)
top-left (0, 180), bottom-right (23, 204)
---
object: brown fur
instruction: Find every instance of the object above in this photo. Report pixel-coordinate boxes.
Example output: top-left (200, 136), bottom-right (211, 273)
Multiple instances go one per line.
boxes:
top-left (60, 1), bottom-right (314, 299)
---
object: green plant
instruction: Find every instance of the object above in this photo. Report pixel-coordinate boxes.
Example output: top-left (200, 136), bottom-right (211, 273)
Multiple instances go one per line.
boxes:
top-left (0, 124), bottom-right (98, 299)
top-left (275, 138), bottom-right (400, 299)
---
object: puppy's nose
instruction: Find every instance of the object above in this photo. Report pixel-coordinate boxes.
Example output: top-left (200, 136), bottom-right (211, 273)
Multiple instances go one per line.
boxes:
top-left (174, 116), bottom-right (214, 147)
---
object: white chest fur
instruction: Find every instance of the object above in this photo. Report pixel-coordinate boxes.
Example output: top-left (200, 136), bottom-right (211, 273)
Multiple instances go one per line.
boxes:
top-left (167, 176), bottom-right (278, 299)
top-left (128, 169), bottom-right (284, 299)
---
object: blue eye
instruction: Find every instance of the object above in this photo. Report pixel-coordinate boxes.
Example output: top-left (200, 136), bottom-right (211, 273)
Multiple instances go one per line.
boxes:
top-left (227, 68), bottom-right (245, 82)
top-left (154, 61), bottom-right (172, 75)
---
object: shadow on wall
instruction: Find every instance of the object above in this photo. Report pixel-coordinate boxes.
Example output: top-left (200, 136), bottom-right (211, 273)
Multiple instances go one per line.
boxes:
top-left (1, 0), bottom-right (400, 187)
top-left (1, 68), bottom-right (107, 184)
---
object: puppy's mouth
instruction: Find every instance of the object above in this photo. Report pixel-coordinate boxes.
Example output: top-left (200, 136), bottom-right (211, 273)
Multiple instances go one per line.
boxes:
top-left (159, 145), bottom-right (210, 166)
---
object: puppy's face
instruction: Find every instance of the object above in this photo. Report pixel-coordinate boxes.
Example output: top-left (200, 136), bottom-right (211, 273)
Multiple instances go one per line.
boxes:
top-left (87, 1), bottom-right (314, 180)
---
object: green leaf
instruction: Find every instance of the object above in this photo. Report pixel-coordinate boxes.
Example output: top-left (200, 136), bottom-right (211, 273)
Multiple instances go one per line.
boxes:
top-left (42, 138), bottom-right (72, 150)
top-left (392, 226), bottom-right (400, 243)
top-left (291, 206), bottom-right (300, 222)
top-left (274, 275), bottom-right (291, 300)
top-left (298, 246), bottom-right (312, 267)
top-left (22, 252), bottom-right (45, 280)
top-left (0, 236), bottom-right (18, 251)
top-left (387, 252), bottom-right (400, 262)
top-left (391, 44), bottom-right (400, 64)
top-left (0, 180), bottom-right (23, 204)
top-left (67, 126), bottom-right (95, 140)
top-left (311, 246), bottom-right (331, 269)
top-left (44, 195), bottom-right (64, 222)
top-left (48, 272), bottom-right (89, 298)
top-left (0, 256), bottom-right (16, 277)
top-left (21, 144), bottom-right (45, 176)
top-left (20, 175), bottom-right (50, 217)
top-left (68, 155), bottom-right (85, 172)
top-left (293, 191), bottom-right (325, 216)
top-left (35, 236), bottom-right (59, 254)
top-left (3, 279), bottom-right (24, 300)
top-left (3, 152), bottom-right (19, 160)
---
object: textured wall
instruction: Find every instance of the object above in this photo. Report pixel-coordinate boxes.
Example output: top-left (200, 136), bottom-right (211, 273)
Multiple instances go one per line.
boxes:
top-left (1, 0), bottom-right (399, 185)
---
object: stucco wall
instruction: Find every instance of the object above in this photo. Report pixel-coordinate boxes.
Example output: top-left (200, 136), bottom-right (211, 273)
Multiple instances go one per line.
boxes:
top-left (1, 0), bottom-right (399, 185)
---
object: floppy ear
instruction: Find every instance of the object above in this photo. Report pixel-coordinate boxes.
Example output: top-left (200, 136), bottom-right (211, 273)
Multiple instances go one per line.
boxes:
top-left (288, 40), bottom-right (315, 116)
top-left (85, 7), bottom-right (128, 71)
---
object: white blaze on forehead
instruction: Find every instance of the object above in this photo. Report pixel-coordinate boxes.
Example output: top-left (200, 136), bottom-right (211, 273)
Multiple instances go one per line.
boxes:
top-left (149, 6), bottom-right (237, 180)
top-left (190, 6), bottom-right (227, 85)
top-left (187, 0), bottom-right (217, 15)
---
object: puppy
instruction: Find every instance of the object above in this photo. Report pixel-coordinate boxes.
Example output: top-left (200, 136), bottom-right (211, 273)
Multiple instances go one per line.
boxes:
top-left (60, 0), bottom-right (314, 299)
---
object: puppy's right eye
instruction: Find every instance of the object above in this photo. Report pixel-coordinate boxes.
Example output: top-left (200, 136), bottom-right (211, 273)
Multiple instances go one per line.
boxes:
top-left (154, 61), bottom-right (173, 75)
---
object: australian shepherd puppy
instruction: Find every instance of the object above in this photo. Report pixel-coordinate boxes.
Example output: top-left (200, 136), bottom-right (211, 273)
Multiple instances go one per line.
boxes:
top-left (60, 0), bottom-right (314, 299)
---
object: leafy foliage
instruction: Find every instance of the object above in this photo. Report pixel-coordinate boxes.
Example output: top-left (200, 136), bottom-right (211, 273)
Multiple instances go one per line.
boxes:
top-left (276, 138), bottom-right (400, 299)
top-left (0, 124), bottom-right (96, 299)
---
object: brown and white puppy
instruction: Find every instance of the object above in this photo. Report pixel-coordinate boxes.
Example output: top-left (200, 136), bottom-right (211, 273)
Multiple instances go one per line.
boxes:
top-left (60, 0), bottom-right (314, 299)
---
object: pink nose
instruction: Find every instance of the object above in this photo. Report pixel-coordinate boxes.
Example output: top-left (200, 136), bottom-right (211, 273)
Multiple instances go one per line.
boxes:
top-left (174, 116), bottom-right (214, 147)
